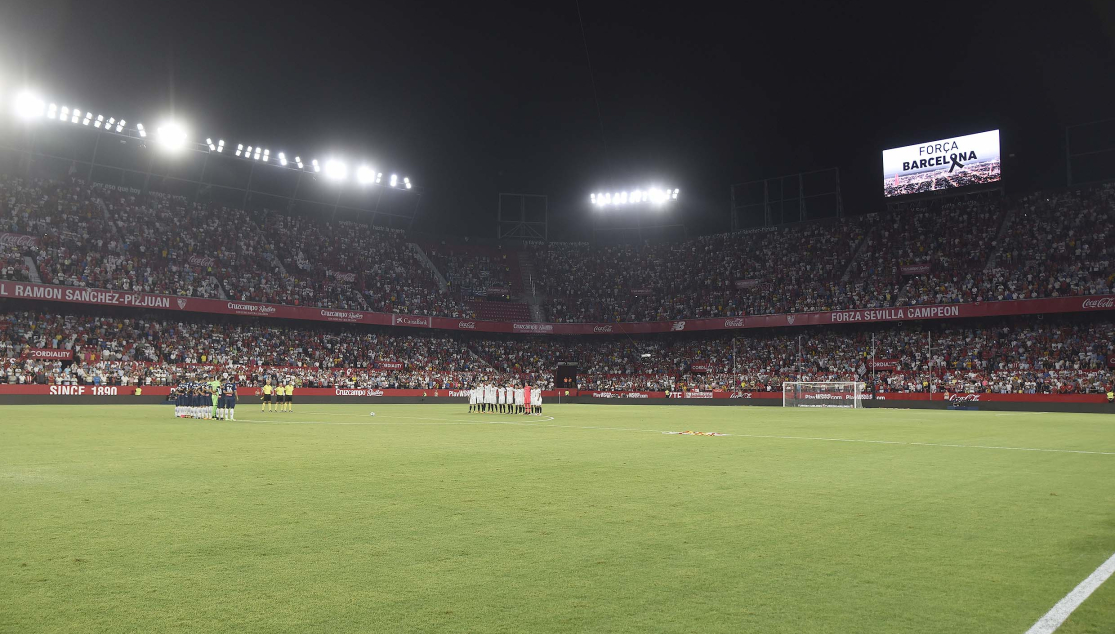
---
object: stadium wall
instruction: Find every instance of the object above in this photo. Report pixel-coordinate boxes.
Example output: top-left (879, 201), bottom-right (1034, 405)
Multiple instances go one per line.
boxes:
top-left (2, 280), bottom-right (1114, 335)
top-left (1, 386), bottom-right (1111, 413)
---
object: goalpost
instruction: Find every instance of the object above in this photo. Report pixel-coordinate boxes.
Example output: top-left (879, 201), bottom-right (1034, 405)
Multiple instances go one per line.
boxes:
top-left (782, 381), bottom-right (864, 408)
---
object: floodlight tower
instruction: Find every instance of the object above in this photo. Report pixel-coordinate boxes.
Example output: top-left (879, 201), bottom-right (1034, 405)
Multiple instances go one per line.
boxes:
top-left (587, 185), bottom-right (685, 243)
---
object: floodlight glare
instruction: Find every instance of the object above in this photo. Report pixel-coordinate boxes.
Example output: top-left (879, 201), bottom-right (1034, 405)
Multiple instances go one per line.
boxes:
top-left (216, 139), bottom-right (224, 152)
top-left (107, 117), bottom-right (115, 128)
top-left (295, 156), bottom-right (303, 169)
top-left (278, 152), bottom-right (287, 166)
top-left (405, 180), bottom-right (412, 189)
top-left (324, 159), bottom-right (347, 180)
top-left (375, 172), bottom-right (382, 184)
top-left (71, 109), bottom-right (81, 123)
top-left (253, 147), bottom-right (261, 160)
top-left (95, 115), bottom-right (104, 128)
top-left (389, 174), bottom-right (398, 187)
top-left (156, 122), bottom-right (188, 151)
top-left (263, 149), bottom-right (270, 162)
top-left (117, 120), bottom-right (126, 132)
top-left (235, 144), bottom-right (243, 157)
top-left (356, 165), bottom-right (375, 184)
top-left (136, 123), bottom-right (146, 138)
top-left (13, 92), bottom-right (45, 119)
top-left (589, 186), bottom-right (679, 207)
top-left (312, 159), bottom-right (321, 173)
top-left (82, 112), bottom-right (91, 126)
top-left (206, 138), bottom-right (217, 151)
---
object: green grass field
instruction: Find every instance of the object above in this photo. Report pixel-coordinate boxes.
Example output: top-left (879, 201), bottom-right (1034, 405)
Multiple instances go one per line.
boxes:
top-left (2, 404), bottom-right (1114, 633)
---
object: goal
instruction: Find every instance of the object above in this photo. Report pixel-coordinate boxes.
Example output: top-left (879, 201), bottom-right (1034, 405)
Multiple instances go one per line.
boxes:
top-left (782, 381), bottom-right (863, 408)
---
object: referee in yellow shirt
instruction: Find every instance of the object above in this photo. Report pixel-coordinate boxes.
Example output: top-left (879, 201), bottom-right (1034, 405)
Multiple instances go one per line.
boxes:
top-left (284, 382), bottom-right (295, 412)
top-left (262, 380), bottom-right (274, 412)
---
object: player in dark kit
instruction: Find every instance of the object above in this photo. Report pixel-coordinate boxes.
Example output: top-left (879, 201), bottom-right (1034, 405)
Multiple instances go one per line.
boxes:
top-left (219, 377), bottom-right (238, 420)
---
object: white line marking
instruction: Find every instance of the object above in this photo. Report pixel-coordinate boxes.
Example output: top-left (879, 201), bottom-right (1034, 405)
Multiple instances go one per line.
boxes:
top-left (1025, 551), bottom-right (1115, 634)
top-left (229, 415), bottom-right (1115, 456)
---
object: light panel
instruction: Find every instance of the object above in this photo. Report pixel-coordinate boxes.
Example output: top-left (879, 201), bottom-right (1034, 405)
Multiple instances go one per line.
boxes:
top-left (6, 89), bottom-right (414, 190)
top-left (13, 92), bottom-right (44, 119)
top-left (590, 185), bottom-right (680, 208)
top-left (323, 159), bottom-right (347, 181)
top-left (156, 122), bottom-right (188, 151)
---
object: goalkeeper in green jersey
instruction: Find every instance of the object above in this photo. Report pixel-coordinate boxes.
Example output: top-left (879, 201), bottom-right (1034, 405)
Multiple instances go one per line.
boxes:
top-left (208, 377), bottom-right (222, 420)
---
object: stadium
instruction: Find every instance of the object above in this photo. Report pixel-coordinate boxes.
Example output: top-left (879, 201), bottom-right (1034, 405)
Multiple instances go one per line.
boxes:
top-left (2, 2), bottom-right (1115, 632)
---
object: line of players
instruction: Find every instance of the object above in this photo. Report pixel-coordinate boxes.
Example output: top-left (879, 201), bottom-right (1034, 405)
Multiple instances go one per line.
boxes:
top-left (468, 384), bottom-right (542, 415)
top-left (172, 375), bottom-right (239, 420)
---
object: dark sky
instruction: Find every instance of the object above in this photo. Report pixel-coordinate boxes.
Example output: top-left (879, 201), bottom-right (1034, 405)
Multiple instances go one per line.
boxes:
top-left (2, 0), bottom-right (1114, 239)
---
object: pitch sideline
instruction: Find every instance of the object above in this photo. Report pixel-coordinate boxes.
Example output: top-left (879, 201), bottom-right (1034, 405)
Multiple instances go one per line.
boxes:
top-left (1024, 550), bottom-right (1115, 634)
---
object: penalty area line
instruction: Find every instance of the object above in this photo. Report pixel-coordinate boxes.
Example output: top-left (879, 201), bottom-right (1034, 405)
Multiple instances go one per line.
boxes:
top-left (1025, 551), bottom-right (1115, 634)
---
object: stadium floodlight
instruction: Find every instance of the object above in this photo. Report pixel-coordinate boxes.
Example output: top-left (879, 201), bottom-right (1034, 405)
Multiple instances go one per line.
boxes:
top-left (216, 139), bottom-right (224, 152)
top-left (278, 152), bottom-right (287, 166)
top-left (46, 103), bottom-right (57, 119)
top-left (323, 159), bottom-right (347, 181)
top-left (206, 138), bottom-right (217, 152)
top-left (389, 173), bottom-right (398, 187)
top-left (590, 186), bottom-right (679, 208)
top-left (70, 109), bottom-right (81, 123)
top-left (253, 147), bottom-right (261, 160)
top-left (312, 159), bottom-right (321, 173)
top-left (13, 91), bottom-right (45, 119)
top-left (295, 156), bottom-right (303, 169)
top-left (263, 149), bottom-right (270, 162)
top-left (376, 172), bottom-right (382, 184)
top-left (235, 143), bottom-right (243, 157)
top-left (95, 114), bottom-right (104, 128)
top-left (156, 122), bottom-right (188, 151)
top-left (82, 112), bottom-right (92, 126)
top-left (136, 123), bottom-right (146, 138)
top-left (244, 145), bottom-right (253, 158)
top-left (116, 119), bottom-right (126, 133)
top-left (356, 165), bottom-right (375, 184)
top-left (404, 177), bottom-right (411, 190)
top-left (107, 117), bottom-right (116, 130)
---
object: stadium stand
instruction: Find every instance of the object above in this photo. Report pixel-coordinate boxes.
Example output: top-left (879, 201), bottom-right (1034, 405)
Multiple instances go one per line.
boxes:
top-left (1, 176), bottom-right (1113, 324)
top-left (2, 305), bottom-right (1110, 396)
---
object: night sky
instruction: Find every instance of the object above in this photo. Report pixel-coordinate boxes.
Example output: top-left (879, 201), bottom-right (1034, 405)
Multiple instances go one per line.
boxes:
top-left (2, 0), bottom-right (1114, 239)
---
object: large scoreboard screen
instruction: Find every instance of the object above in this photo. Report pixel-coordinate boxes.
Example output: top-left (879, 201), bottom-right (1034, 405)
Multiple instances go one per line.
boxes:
top-left (882, 130), bottom-right (1000, 197)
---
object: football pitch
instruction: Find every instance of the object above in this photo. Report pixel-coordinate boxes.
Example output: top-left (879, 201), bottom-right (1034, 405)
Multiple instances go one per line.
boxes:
top-left (2, 404), bottom-right (1113, 633)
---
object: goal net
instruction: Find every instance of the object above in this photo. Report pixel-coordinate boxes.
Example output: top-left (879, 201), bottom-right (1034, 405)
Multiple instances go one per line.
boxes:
top-left (782, 381), bottom-right (863, 408)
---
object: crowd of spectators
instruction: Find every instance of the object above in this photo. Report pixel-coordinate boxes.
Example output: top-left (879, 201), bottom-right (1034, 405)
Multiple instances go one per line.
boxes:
top-left (422, 241), bottom-right (520, 300)
top-left (1, 176), bottom-right (1113, 324)
top-left (0, 177), bottom-right (473, 316)
top-left (0, 243), bottom-right (31, 281)
top-left (2, 307), bottom-right (1110, 396)
top-left (532, 185), bottom-right (1113, 321)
